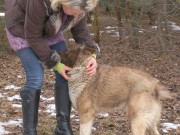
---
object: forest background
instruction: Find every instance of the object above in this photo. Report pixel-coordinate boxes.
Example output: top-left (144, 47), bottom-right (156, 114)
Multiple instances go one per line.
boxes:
top-left (0, 0), bottom-right (179, 134)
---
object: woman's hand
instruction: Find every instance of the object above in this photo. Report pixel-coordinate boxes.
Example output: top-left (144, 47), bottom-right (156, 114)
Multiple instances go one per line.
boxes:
top-left (54, 62), bottom-right (72, 80)
top-left (60, 65), bottom-right (73, 80)
top-left (86, 57), bottom-right (97, 76)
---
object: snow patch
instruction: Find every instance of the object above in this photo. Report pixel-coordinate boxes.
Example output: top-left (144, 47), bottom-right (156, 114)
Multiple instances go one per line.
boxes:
top-left (7, 95), bottom-right (21, 101)
top-left (162, 123), bottom-right (180, 129)
top-left (0, 93), bottom-right (3, 98)
top-left (4, 85), bottom-right (21, 90)
top-left (112, 32), bottom-right (120, 37)
top-left (162, 123), bottom-right (180, 133)
top-left (98, 112), bottom-right (109, 118)
top-left (47, 104), bottom-right (55, 110)
top-left (0, 125), bottom-right (9, 134)
top-left (169, 22), bottom-right (180, 31)
top-left (0, 13), bottom-right (5, 17)
top-left (92, 127), bottom-right (96, 131)
top-left (100, 31), bottom-right (105, 34)
top-left (0, 119), bottom-right (22, 134)
top-left (87, 24), bottom-right (92, 27)
top-left (12, 104), bottom-right (22, 108)
top-left (70, 114), bottom-right (76, 118)
top-left (152, 26), bottom-right (157, 29)
top-left (5, 120), bottom-right (22, 126)
top-left (105, 26), bottom-right (118, 29)
top-left (44, 104), bottom-right (56, 116)
top-left (139, 30), bottom-right (144, 33)
top-left (17, 75), bottom-right (23, 79)
top-left (151, 22), bottom-right (180, 31)
top-left (41, 96), bottom-right (54, 101)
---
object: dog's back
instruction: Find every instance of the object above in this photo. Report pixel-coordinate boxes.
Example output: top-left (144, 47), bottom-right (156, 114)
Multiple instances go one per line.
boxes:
top-left (77, 65), bottom-right (172, 135)
top-left (83, 65), bottom-right (168, 110)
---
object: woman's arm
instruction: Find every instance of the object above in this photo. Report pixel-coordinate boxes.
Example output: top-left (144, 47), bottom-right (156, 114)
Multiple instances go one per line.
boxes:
top-left (71, 15), bottom-right (100, 55)
top-left (25, 0), bottom-right (52, 61)
top-left (25, 0), bottom-right (61, 69)
top-left (71, 14), bottom-right (96, 46)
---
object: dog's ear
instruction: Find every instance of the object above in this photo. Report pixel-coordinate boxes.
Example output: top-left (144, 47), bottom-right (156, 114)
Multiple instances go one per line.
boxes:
top-left (83, 46), bottom-right (96, 54)
top-left (58, 45), bottom-right (80, 68)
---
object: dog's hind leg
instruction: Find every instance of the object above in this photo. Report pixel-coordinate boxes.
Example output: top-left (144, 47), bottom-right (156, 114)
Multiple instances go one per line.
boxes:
top-left (128, 95), bottom-right (150, 135)
top-left (148, 125), bottom-right (161, 135)
top-left (130, 115), bottom-right (147, 135)
top-left (146, 102), bottom-right (161, 135)
top-left (147, 110), bottom-right (161, 135)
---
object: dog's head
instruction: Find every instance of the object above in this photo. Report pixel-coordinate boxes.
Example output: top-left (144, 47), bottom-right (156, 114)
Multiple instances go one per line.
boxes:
top-left (59, 44), bottom-right (96, 68)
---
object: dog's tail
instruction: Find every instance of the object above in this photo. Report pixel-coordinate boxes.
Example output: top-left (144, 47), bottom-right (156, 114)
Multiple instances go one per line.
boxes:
top-left (155, 84), bottom-right (174, 100)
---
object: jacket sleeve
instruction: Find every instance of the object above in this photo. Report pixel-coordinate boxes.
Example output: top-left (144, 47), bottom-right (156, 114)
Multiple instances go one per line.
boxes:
top-left (71, 14), bottom-right (96, 46)
top-left (25, 0), bottom-right (52, 61)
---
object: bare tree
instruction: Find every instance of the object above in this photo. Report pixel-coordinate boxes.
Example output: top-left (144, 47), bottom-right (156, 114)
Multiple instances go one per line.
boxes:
top-left (93, 7), bottom-right (100, 44)
top-left (114, 0), bottom-right (123, 41)
top-left (128, 0), bottom-right (141, 49)
top-left (125, 0), bottom-right (131, 20)
top-left (156, 0), bottom-right (170, 52)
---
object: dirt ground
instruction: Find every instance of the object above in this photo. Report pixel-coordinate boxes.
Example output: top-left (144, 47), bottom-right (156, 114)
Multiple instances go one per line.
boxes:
top-left (0, 15), bottom-right (179, 135)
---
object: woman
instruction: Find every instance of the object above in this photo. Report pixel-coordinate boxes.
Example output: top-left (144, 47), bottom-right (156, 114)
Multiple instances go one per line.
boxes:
top-left (5, 0), bottom-right (100, 134)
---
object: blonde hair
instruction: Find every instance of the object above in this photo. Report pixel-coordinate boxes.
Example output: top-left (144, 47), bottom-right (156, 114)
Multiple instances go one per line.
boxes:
top-left (51, 0), bottom-right (99, 11)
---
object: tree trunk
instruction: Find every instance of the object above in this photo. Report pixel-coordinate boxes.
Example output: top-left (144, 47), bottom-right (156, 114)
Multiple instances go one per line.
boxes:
top-left (130, 1), bottom-right (140, 49)
top-left (125, 0), bottom-right (131, 20)
top-left (114, 0), bottom-right (123, 41)
top-left (163, 0), bottom-right (171, 44)
top-left (157, 0), bottom-right (167, 52)
top-left (93, 7), bottom-right (100, 44)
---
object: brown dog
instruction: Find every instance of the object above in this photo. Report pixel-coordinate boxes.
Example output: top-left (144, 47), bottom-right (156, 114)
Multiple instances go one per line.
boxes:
top-left (59, 44), bottom-right (172, 135)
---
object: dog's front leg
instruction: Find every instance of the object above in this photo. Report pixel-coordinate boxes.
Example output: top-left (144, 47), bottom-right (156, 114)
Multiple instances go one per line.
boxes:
top-left (79, 111), bottom-right (95, 135)
top-left (80, 119), bottom-right (94, 135)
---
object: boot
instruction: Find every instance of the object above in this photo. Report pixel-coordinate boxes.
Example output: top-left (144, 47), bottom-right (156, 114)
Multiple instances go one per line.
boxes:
top-left (20, 89), bottom-right (40, 135)
top-left (54, 81), bottom-right (74, 135)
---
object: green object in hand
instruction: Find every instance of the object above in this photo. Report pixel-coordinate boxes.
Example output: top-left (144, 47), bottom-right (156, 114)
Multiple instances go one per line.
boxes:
top-left (54, 62), bottom-right (65, 73)
top-left (92, 53), bottom-right (96, 59)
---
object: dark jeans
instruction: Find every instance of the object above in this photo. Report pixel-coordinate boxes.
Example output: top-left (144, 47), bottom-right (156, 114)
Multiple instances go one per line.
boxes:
top-left (16, 41), bottom-right (67, 90)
